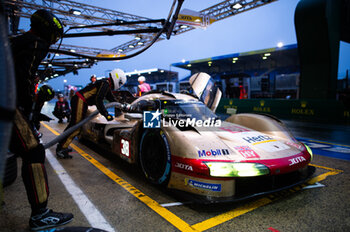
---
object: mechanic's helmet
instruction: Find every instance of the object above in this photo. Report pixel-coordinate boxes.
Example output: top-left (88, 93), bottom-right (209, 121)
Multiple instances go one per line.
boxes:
top-left (138, 75), bottom-right (146, 83)
top-left (109, 69), bottom-right (126, 90)
top-left (90, 74), bottom-right (97, 81)
top-left (30, 9), bottom-right (64, 44)
top-left (38, 85), bottom-right (55, 101)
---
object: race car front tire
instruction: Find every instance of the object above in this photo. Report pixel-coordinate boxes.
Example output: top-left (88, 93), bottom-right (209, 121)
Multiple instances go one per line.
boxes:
top-left (139, 129), bottom-right (171, 185)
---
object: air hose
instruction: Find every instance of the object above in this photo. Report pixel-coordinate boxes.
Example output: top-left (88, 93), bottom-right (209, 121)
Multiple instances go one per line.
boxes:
top-left (43, 102), bottom-right (125, 149)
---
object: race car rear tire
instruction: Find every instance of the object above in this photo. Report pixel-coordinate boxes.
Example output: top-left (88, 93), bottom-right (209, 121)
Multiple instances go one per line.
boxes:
top-left (139, 129), bottom-right (171, 185)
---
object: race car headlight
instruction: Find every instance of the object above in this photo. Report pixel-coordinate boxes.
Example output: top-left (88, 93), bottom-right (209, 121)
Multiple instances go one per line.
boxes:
top-left (204, 162), bottom-right (270, 177)
top-left (303, 143), bottom-right (313, 161)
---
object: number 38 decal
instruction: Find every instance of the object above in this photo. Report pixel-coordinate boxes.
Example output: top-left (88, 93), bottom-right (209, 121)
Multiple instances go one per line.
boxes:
top-left (120, 138), bottom-right (130, 157)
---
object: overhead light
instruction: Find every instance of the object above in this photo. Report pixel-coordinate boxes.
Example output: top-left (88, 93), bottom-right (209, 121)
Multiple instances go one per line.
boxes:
top-left (262, 56), bottom-right (267, 60)
top-left (54, 74), bottom-right (59, 77)
top-left (118, 49), bottom-right (123, 52)
top-left (48, 64), bottom-right (52, 67)
top-left (181, 59), bottom-right (186, 63)
top-left (180, 25), bottom-right (188, 29)
top-left (129, 45), bottom-right (135, 48)
top-left (232, 3), bottom-right (243, 9)
top-left (160, 70), bottom-right (164, 73)
top-left (125, 68), bottom-right (158, 76)
top-left (277, 42), bottom-right (284, 48)
top-left (148, 72), bottom-right (151, 74)
top-left (135, 36), bottom-right (141, 40)
top-left (137, 41), bottom-right (144, 45)
top-left (233, 57), bottom-right (238, 61)
top-left (194, 19), bottom-right (201, 22)
top-left (63, 79), bottom-right (67, 83)
top-left (70, 49), bottom-right (76, 52)
top-left (69, 9), bottom-right (81, 16)
top-left (264, 53), bottom-right (271, 56)
top-left (208, 61), bottom-right (212, 67)
top-left (232, 60), bottom-right (236, 63)
top-left (55, 53), bottom-right (60, 56)
top-left (187, 64), bottom-right (192, 67)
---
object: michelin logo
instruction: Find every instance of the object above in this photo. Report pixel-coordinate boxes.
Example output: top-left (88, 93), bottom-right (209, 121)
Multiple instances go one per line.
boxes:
top-left (143, 110), bottom-right (161, 128)
top-left (188, 179), bottom-right (221, 192)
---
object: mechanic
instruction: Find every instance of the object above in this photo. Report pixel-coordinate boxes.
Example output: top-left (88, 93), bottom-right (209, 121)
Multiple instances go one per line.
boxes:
top-left (88, 74), bottom-right (97, 86)
top-left (9, 9), bottom-right (73, 230)
top-left (52, 93), bottom-right (71, 123)
top-left (56, 68), bottom-right (127, 159)
top-left (31, 85), bottom-right (55, 138)
top-left (137, 75), bottom-right (151, 96)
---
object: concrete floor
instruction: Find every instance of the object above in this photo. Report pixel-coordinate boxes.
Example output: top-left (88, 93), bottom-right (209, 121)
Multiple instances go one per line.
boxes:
top-left (1, 115), bottom-right (349, 232)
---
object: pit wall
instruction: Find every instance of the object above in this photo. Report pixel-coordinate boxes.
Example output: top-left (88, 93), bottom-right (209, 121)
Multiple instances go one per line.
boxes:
top-left (216, 99), bottom-right (350, 123)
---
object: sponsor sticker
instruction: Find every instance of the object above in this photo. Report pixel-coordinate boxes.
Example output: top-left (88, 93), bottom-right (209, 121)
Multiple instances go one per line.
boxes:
top-left (187, 179), bottom-right (221, 192)
top-left (197, 149), bottom-right (230, 157)
top-left (288, 156), bottom-right (306, 166)
top-left (120, 138), bottom-right (130, 157)
top-left (254, 141), bottom-right (289, 152)
top-left (220, 125), bottom-right (250, 134)
top-left (234, 146), bottom-right (260, 159)
top-left (286, 141), bottom-right (304, 150)
top-left (242, 134), bottom-right (273, 144)
top-left (175, 162), bottom-right (193, 171)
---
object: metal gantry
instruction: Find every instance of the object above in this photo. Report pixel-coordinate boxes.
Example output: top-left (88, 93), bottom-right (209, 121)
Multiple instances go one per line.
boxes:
top-left (3, 0), bottom-right (277, 79)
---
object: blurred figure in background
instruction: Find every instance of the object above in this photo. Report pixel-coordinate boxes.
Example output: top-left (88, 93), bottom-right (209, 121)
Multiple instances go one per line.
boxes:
top-left (137, 75), bottom-right (151, 96)
top-left (52, 93), bottom-right (70, 123)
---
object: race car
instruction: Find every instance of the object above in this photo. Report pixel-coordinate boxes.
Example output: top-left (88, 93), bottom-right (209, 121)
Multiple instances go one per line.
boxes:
top-left (80, 72), bottom-right (315, 202)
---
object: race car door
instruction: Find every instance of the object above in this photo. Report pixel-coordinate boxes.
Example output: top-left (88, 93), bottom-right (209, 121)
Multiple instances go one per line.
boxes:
top-left (189, 72), bottom-right (222, 112)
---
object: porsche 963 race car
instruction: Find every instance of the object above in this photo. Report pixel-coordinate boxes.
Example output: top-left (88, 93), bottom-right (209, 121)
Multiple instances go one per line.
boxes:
top-left (80, 72), bottom-right (315, 202)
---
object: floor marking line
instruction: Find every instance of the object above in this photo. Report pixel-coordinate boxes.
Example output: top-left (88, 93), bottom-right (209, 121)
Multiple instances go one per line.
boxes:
top-left (309, 163), bottom-right (344, 173)
top-left (70, 143), bottom-right (198, 232)
top-left (192, 197), bottom-right (272, 231)
top-left (302, 182), bottom-right (325, 190)
top-left (42, 123), bottom-right (197, 232)
top-left (45, 149), bottom-right (116, 232)
top-left (42, 122), bottom-right (60, 136)
top-left (302, 138), bottom-right (350, 148)
top-left (307, 170), bottom-right (341, 185)
top-left (160, 202), bottom-right (187, 207)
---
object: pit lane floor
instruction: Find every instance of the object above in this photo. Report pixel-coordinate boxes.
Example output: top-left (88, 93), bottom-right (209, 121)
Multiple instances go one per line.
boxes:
top-left (1, 119), bottom-right (349, 232)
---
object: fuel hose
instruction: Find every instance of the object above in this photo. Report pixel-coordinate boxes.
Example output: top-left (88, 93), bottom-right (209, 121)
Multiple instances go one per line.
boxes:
top-left (43, 102), bottom-right (124, 149)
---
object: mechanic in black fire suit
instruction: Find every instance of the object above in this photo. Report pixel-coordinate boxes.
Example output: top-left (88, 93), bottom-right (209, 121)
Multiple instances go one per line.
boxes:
top-left (52, 93), bottom-right (71, 123)
top-left (9, 9), bottom-right (73, 231)
top-left (56, 69), bottom-right (127, 158)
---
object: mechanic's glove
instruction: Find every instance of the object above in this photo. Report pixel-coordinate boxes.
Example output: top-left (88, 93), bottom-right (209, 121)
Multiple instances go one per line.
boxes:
top-left (105, 114), bottom-right (114, 121)
top-left (120, 103), bottom-right (133, 112)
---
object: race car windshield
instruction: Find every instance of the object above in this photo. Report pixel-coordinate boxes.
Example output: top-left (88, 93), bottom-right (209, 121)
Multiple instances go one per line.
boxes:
top-left (161, 100), bottom-right (217, 120)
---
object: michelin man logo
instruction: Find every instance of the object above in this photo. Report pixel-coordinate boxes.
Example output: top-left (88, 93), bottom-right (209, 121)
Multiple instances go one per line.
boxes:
top-left (143, 109), bottom-right (161, 128)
